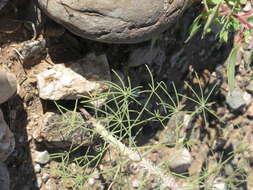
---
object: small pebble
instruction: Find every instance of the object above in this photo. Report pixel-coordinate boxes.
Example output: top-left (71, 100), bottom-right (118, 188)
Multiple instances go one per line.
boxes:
top-left (212, 177), bottom-right (226, 190)
top-left (34, 164), bottom-right (41, 173)
top-left (226, 88), bottom-right (248, 111)
top-left (34, 150), bottom-right (50, 164)
top-left (45, 179), bottom-right (58, 190)
top-left (35, 176), bottom-right (42, 188)
top-left (88, 177), bottom-right (95, 186)
top-left (243, 91), bottom-right (251, 105)
top-left (42, 173), bottom-right (50, 183)
top-left (243, 1), bottom-right (252, 11)
top-left (132, 179), bottom-right (140, 188)
top-left (168, 147), bottom-right (192, 174)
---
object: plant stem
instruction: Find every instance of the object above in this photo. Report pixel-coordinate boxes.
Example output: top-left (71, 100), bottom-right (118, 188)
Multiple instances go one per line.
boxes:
top-left (80, 108), bottom-right (184, 190)
top-left (220, 4), bottom-right (253, 30)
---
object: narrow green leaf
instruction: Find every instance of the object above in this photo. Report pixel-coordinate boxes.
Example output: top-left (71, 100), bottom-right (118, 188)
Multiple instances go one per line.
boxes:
top-left (202, 3), bottom-right (220, 39)
top-left (185, 14), bottom-right (202, 43)
top-left (226, 45), bottom-right (240, 93)
top-left (207, 0), bottom-right (222, 5)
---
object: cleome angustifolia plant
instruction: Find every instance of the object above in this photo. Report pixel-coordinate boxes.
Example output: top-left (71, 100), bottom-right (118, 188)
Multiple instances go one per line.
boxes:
top-left (45, 66), bottom-right (241, 190)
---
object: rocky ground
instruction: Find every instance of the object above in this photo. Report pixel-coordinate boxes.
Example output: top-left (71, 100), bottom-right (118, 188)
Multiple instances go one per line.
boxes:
top-left (1, 0), bottom-right (253, 190)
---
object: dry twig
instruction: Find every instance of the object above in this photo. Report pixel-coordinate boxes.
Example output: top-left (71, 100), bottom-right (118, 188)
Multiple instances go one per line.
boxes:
top-left (80, 108), bottom-right (183, 190)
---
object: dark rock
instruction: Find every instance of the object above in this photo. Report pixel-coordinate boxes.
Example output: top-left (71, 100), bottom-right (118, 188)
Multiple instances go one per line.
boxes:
top-left (128, 46), bottom-right (166, 67)
top-left (38, 0), bottom-right (190, 43)
top-left (18, 39), bottom-right (46, 61)
top-left (35, 111), bottom-right (94, 149)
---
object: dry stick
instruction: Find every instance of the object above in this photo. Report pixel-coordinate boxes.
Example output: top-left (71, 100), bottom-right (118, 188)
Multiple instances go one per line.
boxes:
top-left (79, 108), bottom-right (183, 190)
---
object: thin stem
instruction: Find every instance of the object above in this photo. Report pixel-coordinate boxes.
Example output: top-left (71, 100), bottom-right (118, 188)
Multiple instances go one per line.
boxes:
top-left (80, 108), bottom-right (184, 190)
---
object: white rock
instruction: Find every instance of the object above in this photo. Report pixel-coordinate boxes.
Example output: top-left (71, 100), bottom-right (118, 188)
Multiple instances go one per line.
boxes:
top-left (243, 1), bottom-right (252, 11)
top-left (243, 91), bottom-right (251, 105)
top-left (42, 173), bottom-right (50, 183)
top-left (35, 176), bottom-right (43, 188)
top-left (132, 179), bottom-right (140, 188)
top-left (88, 177), bottom-right (95, 186)
top-left (37, 53), bottom-right (111, 100)
top-left (34, 164), bottom-right (41, 173)
top-left (212, 177), bottom-right (226, 190)
top-left (168, 147), bottom-right (192, 174)
top-left (45, 179), bottom-right (58, 190)
top-left (34, 150), bottom-right (50, 164)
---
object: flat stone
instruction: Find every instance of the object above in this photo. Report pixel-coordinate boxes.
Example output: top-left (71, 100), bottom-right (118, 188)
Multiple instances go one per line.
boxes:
top-left (37, 53), bottom-right (111, 100)
top-left (38, 0), bottom-right (190, 43)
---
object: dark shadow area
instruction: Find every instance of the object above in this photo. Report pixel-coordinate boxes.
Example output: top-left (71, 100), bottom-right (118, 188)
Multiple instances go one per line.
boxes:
top-left (1, 95), bottom-right (37, 190)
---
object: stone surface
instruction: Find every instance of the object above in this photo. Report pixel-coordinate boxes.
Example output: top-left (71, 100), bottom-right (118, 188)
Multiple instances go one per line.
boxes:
top-left (168, 147), bottom-right (192, 174)
top-left (34, 164), bottom-right (41, 173)
top-left (212, 177), bottom-right (226, 190)
top-left (226, 88), bottom-right (250, 111)
top-left (45, 178), bottom-right (58, 190)
top-left (0, 109), bottom-right (15, 161)
top-left (0, 70), bottom-right (17, 104)
top-left (38, 0), bottom-right (190, 43)
top-left (34, 150), bottom-right (50, 164)
top-left (132, 179), bottom-right (140, 188)
top-left (35, 176), bottom-right (43, 188)
top-left (37, 53), bottom-right (111, 100)
top-left (128, 46), bottom-right (166, 67)
top-left (0, 162), bottom-right (10, 190)
top-left (35, 111), bottom-right (94, 149)
top-left (18, 39), bottom-right (46, 61)
top-left (158, 111), bottom-right (192, 146)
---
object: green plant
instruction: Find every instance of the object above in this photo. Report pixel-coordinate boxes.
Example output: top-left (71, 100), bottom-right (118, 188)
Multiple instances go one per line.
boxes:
top-left (187, 0), bottom-right (253, 92)
top-left (48, 67), bottom-right (240, 189)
